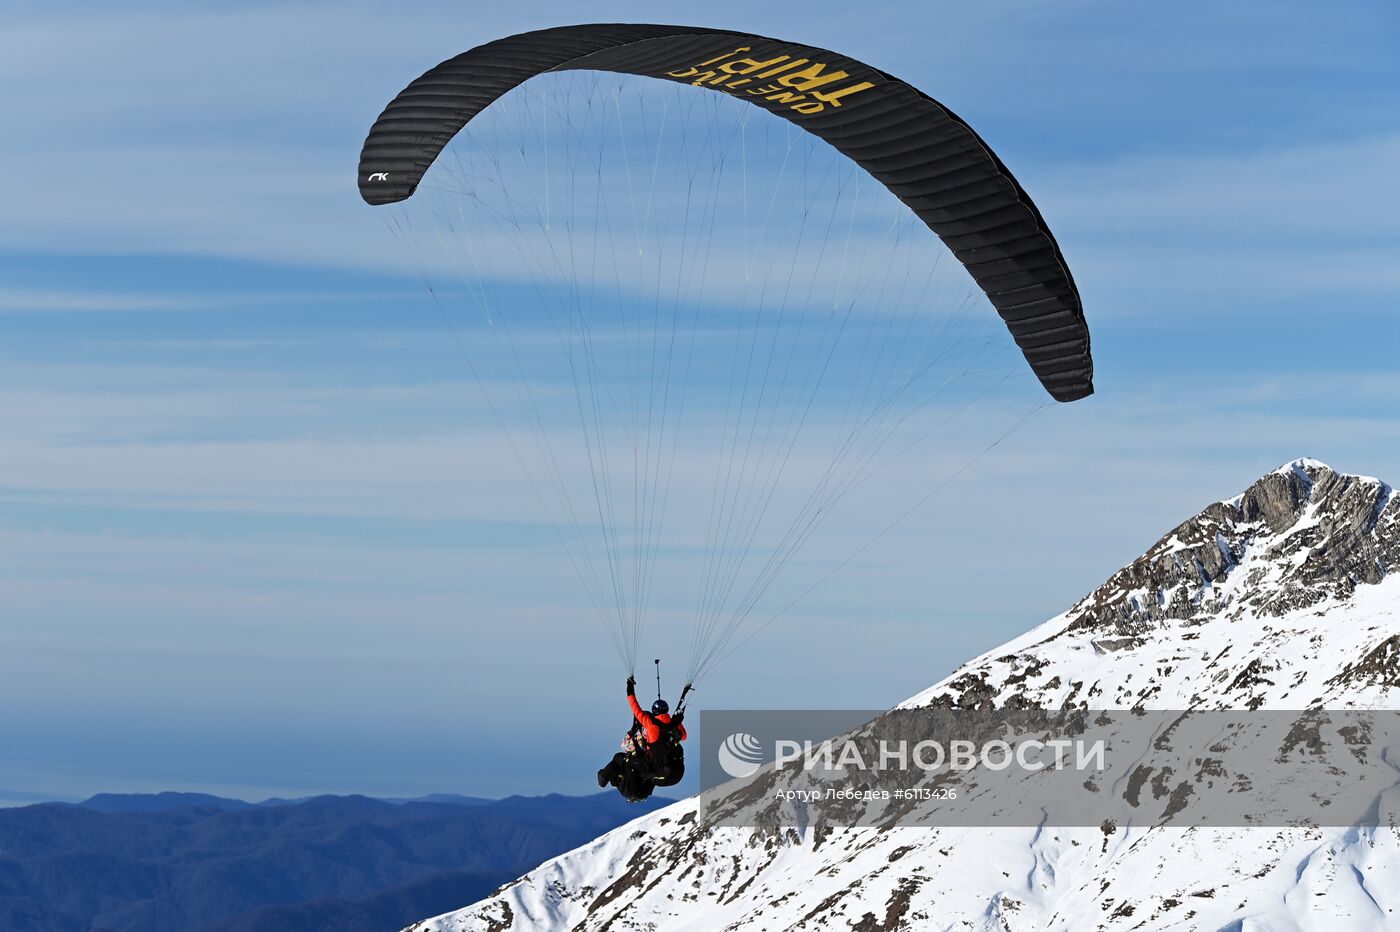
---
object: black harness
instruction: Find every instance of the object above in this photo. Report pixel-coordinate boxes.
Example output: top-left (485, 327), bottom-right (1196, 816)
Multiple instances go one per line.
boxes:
top-left (629, 714), bottom-right (686, 786)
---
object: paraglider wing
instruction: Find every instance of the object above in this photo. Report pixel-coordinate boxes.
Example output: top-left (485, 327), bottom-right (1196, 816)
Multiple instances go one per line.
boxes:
top-left (357, 23), bottom-right (1093, 401)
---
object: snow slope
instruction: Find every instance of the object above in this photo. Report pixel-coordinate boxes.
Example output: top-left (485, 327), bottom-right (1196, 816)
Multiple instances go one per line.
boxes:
top-left (411, 460), bottom-right (1400, 931)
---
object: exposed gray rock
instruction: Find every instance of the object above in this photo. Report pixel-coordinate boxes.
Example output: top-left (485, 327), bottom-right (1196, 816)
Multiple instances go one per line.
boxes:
top-left (1060, 460), bottom-right (1397, 638)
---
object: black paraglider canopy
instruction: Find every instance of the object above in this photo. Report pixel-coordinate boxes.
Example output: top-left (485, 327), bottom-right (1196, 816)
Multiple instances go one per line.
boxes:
top-left (358, 23), bottom-right (1093, 402)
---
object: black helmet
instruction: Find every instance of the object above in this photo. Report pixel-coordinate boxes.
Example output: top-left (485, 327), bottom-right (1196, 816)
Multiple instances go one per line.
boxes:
top-left (651, 699), bottom-right (669, 716)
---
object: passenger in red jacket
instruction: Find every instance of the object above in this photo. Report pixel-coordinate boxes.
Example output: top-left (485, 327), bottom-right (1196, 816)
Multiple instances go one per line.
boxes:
top-left (626, 681), bottom-right (687, 746)
top-left (597, 675), bottom-right (688, 801)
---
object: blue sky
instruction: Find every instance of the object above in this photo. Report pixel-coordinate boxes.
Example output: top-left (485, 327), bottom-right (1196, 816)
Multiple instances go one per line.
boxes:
top-left (2, 0), bottom-right (1398, 803)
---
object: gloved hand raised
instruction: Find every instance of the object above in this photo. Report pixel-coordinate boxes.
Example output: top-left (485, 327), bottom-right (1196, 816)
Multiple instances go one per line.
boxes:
top-left (626, 675), bottom-right (636, 695)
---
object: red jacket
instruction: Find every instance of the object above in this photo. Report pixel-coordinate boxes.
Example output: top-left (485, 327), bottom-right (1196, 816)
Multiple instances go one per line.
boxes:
top-left (627, 694), bottom-right (687, 745)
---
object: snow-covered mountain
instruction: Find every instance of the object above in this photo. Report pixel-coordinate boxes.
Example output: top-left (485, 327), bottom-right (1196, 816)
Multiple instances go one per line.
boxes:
top-left (411, 459), bottom-right (1400, 932)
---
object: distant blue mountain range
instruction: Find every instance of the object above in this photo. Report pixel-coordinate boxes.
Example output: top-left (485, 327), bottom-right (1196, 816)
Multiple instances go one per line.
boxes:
top-left (73, 791), bottom-right (496, 814)
top-left (0, 791), bottom-right (671, 931)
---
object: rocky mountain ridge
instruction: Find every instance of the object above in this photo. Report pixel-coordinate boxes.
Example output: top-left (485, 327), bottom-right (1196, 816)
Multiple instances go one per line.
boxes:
top-left (1063, 458), bottom-right (1396, 634)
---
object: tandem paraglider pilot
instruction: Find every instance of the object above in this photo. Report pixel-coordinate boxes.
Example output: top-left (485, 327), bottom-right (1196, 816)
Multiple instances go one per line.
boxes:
top-left (598, 668), bottom-right (688, 802)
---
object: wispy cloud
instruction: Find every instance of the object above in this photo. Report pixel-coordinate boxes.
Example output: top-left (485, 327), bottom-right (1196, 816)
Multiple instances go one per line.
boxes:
top-left (0, 287), bottom-right (402, 313)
